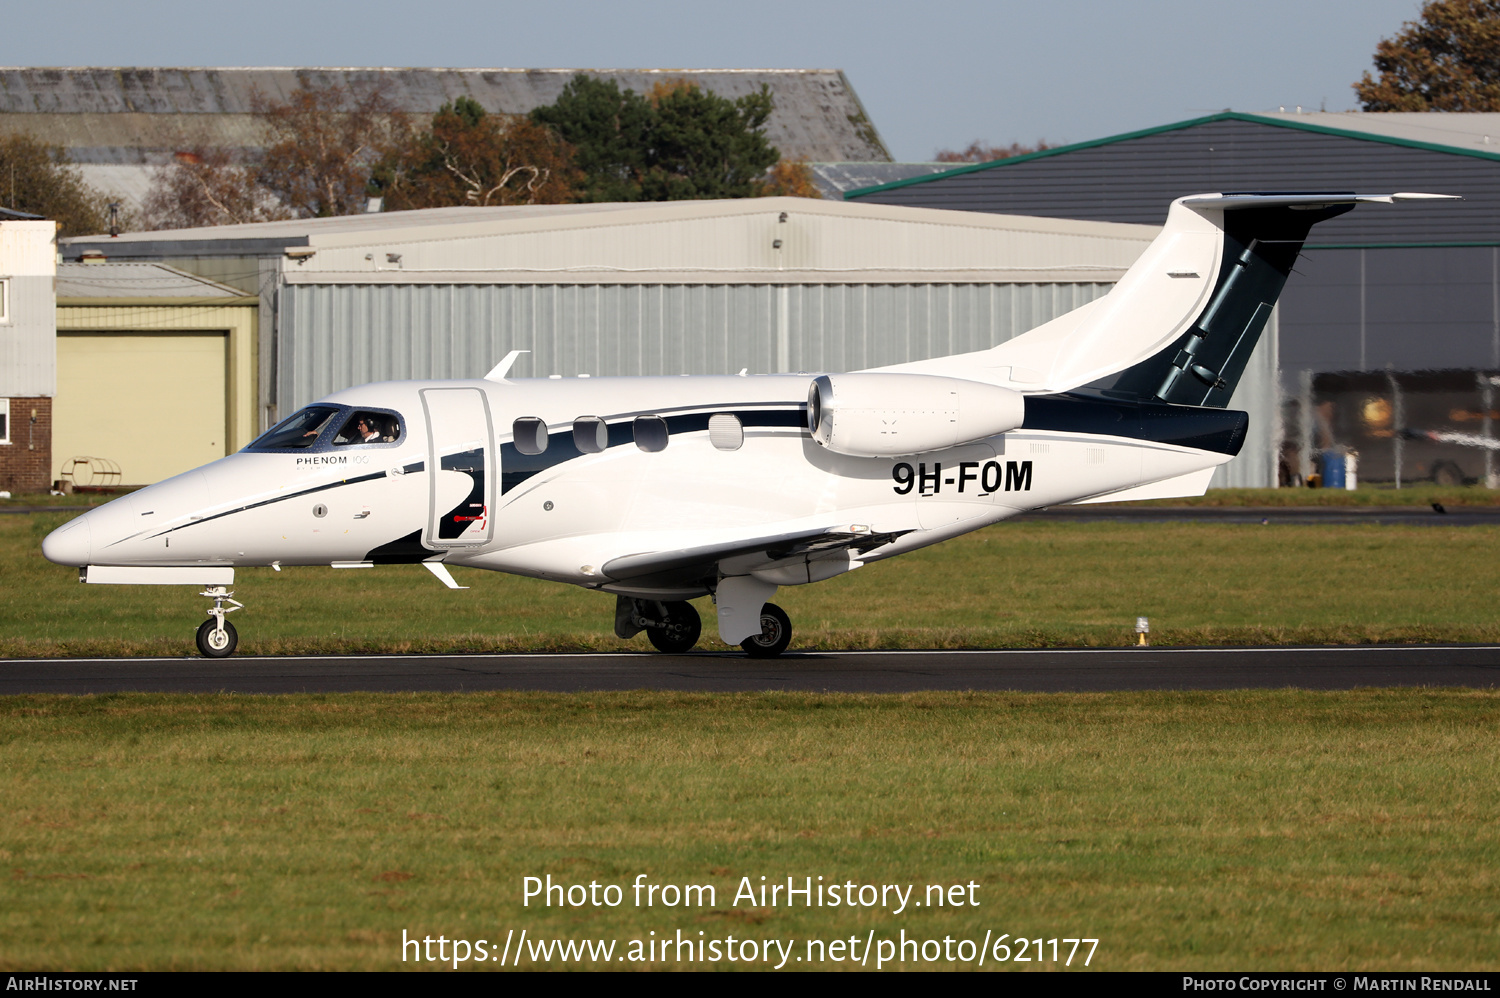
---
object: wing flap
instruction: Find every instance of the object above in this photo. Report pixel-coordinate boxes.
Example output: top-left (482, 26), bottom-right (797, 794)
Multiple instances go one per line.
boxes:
top-left (601, 526), bottom-right (910, 588)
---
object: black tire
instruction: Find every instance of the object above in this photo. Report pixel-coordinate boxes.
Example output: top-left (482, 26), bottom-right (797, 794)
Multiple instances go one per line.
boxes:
top-left (741, 602), bottom-right (792, 658)
top-left (196, 618), bottom-right (238, 658)
top-left (646, 601), bottom-right (701, 653)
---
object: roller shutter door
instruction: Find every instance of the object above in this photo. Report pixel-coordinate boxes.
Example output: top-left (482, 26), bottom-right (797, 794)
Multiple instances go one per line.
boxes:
top-left (53, 332), bottom-right (227, 486)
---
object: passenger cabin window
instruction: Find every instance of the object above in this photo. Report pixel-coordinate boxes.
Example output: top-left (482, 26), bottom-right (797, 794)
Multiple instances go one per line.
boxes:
top-left (334, 410), bottom-right (401, 445)
top-left (573, 417), bottom-right (608, 454)
top-left (249, 406), bottom-right (341, 449)
top-left (708, 413), bottom-right (743, 450)
top-left (633, 415), bottom-right (668, 452)
top-left (513, 417), bottom-right (548, 455)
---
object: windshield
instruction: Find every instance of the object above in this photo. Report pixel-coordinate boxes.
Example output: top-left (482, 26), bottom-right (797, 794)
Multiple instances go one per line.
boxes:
top-left (247, 406), bottom-right (341, 450)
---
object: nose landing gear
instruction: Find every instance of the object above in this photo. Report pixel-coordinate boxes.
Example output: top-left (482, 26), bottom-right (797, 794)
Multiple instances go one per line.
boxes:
top-left (196, 585), bottom-right (243, 658)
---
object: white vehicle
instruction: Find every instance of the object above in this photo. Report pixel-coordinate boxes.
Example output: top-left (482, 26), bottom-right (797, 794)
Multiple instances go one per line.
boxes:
top-left (42, 193), bottom-right (1455, 658)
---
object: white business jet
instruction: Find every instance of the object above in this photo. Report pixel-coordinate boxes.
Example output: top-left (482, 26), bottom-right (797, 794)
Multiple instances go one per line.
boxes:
top-left (42, 193), bottom-right (1455, 658)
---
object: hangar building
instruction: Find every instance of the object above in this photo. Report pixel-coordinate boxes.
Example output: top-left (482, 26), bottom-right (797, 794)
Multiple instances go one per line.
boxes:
top-left (57, 198), bottom-right (1284, 486)
top-left (846, 111), bottom-right (1500, 484)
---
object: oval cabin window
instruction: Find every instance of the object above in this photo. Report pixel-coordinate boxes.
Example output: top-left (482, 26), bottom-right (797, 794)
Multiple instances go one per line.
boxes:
top-left (513, 417), bottom-right (548, 455)
top-left (573, 416), bottom-right (608, 454)
top-left (633, 415), bottom-right (669, 452)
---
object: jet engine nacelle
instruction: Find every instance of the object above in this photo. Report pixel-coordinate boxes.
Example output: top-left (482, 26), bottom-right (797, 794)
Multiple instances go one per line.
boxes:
top-left (807, 373), bottom-right (1027, 458)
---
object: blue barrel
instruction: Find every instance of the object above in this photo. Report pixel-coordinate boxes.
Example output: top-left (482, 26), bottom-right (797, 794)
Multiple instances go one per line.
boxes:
top-left (1320, 451), bottom-right (1346, 490)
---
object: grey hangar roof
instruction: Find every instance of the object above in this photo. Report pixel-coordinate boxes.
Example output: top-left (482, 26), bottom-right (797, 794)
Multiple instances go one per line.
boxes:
top-left (846, 110), bottom-right (1500, 388)
top-left (0, 67), bottom-right (892, 212)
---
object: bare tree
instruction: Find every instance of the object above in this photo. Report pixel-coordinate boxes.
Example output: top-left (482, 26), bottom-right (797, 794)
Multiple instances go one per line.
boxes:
top-left (141, 148), bottom-right (293, 230)
top-left (254, 82), bottom-right (410, 217)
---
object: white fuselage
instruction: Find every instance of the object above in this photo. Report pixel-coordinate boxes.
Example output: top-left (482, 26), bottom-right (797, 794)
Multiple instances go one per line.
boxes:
top-left (43, 373), bottom-right (1230, 599)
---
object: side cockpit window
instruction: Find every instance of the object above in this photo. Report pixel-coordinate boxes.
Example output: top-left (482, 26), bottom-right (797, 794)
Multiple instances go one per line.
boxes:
top-left (247, 406), bottom-right (341, 450)
top-left (335, 410), bottom-right (402, 446)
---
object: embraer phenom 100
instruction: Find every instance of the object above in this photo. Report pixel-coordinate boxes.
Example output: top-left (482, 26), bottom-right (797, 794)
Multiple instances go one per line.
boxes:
top-left (43, 193), bottom-right (1456, 658)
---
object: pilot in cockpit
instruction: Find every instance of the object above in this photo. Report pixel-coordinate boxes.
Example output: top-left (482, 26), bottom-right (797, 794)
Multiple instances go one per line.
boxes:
top-left (337, 414), bottom-right (381, 445)
top-left (335, 412), bottom-right (400, 445)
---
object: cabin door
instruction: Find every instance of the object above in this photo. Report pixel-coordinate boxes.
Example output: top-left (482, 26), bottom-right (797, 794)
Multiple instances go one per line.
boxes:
top-left (420, 388), bottom-right (495, 549)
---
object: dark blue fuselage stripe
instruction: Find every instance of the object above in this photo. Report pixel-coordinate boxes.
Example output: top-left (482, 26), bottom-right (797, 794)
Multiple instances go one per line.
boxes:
top-left (500, 407), bottom-right (805, 495)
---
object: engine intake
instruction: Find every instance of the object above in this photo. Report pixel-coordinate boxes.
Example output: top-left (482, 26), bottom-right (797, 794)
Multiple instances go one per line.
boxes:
top-left (807, 373), bottom-right (1026, 458)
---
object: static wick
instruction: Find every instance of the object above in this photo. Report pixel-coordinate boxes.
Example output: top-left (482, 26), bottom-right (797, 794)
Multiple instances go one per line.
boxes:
top-left (1135, 616), bottom-right (1150, 647)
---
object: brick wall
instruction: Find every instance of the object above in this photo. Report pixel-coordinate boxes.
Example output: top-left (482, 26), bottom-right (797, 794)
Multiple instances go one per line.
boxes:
top-left (0, 396), bottom-right (53, 493)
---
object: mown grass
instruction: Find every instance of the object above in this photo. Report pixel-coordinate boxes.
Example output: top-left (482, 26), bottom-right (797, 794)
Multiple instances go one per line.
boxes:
top-left (0, 689), bottom-right (1495, 971)
top-left (5, 511), bottom-right (1500, 657)
top-left (1128, 484), bottom-right (1500, 507)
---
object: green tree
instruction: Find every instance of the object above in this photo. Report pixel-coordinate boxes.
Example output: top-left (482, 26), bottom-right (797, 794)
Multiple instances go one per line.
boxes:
top-left (0, 133), bottom-right (111, 237)
top-left (371, 96), bottom-right (579, 209)
top-left (1355, 0), bottom-right (1500, 111)
top-left (640, 81), bottom-right (779, 200)
top-left (530, 74), bottom-right (784, 202)
top-left (530, 76), bottom-right (651, 202)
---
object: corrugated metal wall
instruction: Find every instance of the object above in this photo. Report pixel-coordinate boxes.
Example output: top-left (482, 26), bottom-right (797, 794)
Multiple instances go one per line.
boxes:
top-left (279, 282), bottom-right (1115, 408)
top-left (0, 221), bottom-right (58, 398)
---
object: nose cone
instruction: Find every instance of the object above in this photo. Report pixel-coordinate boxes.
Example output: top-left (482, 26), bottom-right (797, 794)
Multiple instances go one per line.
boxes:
top-left (42, 515), bottom-right (91, 567)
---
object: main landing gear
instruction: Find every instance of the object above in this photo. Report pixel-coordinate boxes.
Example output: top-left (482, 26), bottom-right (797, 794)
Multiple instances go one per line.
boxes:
top-left (616, 596), bottom-right (703, 653)
top-left (740, 603), bottom-right (792, 659)
top-left (614, 595), bottom-right (794, 657)
top-left (195, 585), bottom-right (242, 658)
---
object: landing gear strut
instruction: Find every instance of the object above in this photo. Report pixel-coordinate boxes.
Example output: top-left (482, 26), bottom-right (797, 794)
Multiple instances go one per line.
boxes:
top-left (196, 585), bottom-right (242, 658)
top-left (615, 596), bottom-right (702, 653)
top-left (740, 602), bottom-right (792, 659)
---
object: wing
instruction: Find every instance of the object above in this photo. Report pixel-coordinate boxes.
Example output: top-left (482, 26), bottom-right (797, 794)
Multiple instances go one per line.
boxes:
top-left (600, 526), bottom-right (911, 590)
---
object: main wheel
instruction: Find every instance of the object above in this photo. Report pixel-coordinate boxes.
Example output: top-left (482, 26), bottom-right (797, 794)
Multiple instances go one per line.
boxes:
top-left (646, 601), bottom-right (701, 653)
top-left (196, 618), bottom-right (238, 658)
top-left (740, 602), bottom-right (792, 658)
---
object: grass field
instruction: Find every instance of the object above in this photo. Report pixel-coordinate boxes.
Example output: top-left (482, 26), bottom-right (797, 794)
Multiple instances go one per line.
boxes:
top-left (4, 506), bottom-right (1500, 657)
top-left (1, 689), bottom-right (1496, 971)
top-left (4, 501), bottom-right (1497, 971)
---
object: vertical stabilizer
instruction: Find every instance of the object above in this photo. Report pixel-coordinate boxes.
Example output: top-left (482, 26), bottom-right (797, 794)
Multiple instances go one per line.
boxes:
top-left (869, 193), bottom-right (1458, 406)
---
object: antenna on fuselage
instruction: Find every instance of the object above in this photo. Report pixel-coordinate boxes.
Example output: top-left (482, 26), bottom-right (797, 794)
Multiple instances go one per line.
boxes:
top-left (484, 350), bottom-right (530, 381)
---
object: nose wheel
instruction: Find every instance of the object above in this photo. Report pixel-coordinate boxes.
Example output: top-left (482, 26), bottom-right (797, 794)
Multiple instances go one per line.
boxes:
top-left (196, 586), bottom-right (243, 658)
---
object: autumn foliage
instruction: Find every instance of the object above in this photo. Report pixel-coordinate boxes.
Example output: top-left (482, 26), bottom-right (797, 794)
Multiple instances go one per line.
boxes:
top-left (370, 97), bottom-right (579, 210)
top-left (1355, 0), bottom-right (1500, 110)
top-left (934, 140), bottom-right (1052, 164)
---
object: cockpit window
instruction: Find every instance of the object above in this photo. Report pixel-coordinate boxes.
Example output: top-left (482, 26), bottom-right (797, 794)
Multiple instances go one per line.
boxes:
top-left (248, 406), bottom-right (341, 450)
top-left (244, 405), bottom-right (404, 452)
top-left (334, 410), bottom-right (402, 446)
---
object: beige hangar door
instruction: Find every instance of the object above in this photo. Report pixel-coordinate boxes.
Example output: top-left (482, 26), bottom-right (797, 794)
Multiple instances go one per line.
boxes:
top-left (53, 332), bottom-right (228, 486)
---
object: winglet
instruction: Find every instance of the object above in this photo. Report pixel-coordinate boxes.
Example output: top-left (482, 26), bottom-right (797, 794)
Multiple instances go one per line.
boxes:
top-left (484, 350), bottom-right (529, 381)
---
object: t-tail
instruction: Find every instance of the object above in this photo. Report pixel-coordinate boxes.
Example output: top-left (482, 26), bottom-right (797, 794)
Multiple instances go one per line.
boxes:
top-left (871, 192), bottom-right (1459, 404)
